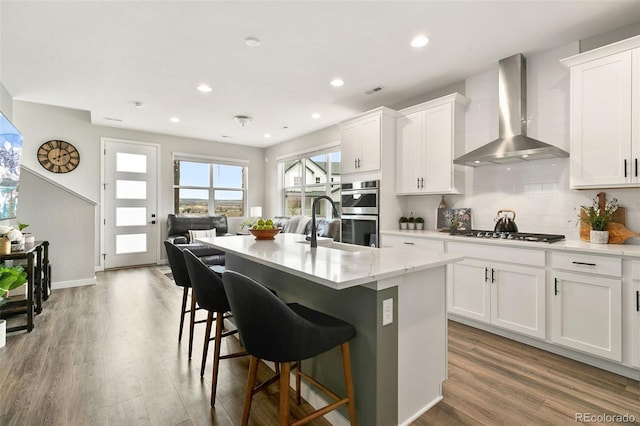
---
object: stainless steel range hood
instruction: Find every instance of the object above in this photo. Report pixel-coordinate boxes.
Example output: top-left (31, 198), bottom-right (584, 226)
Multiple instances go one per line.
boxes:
top-left (454, 54), bottom-right (568, 167)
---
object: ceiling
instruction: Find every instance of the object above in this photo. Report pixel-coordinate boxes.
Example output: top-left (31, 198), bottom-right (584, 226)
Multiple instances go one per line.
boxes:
top-left (1, 1), bottom-right (639, 148)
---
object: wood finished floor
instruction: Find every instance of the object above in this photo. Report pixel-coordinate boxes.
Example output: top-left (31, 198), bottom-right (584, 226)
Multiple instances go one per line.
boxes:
top-left (0, 266), bottom-right (638, 426)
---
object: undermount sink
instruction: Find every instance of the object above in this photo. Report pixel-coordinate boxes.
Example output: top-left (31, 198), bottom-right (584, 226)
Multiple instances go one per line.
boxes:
top-left (296, 240), bottom-right (364, 252)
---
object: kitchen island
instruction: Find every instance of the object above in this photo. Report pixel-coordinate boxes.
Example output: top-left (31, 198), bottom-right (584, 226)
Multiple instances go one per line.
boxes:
top-left (197, 232), bottom-right (462, 426)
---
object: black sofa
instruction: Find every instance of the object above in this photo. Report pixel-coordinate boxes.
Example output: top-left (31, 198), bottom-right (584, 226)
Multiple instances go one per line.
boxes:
top-left (166, 214), bottom-right (229, 266)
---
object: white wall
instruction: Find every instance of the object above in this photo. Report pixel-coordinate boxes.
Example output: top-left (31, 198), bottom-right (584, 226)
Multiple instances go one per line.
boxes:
top-left (405, 42), bottom-right (640, 243)
top-left (12, 100), bottom-right (266, 279)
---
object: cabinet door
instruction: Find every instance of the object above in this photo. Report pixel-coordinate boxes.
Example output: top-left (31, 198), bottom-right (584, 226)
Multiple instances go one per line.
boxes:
top-left (357, 115), bottom-right (381, 173)
top-left (447, 259), bottom-right (490, 323)
top-left (396, 112), bottom-right (423, 194)
top-left (550, 272), bottom-right (622, 361)
top-left (422, 102), bottom-right (453, 193)
top-left (340, 122), bottom-right (360, 174)
top-left (570, 50), bottom-right (633, 188)
top-left (633, 261), bottom-right (640, 368)
top-left (490, 263), bottom-right (545, 339)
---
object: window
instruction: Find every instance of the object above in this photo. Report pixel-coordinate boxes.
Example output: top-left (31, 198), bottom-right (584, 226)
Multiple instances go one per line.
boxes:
top-left (282, 150), bottom-right (340, 218)
top-left (173, 157), bottom-right (247, 217)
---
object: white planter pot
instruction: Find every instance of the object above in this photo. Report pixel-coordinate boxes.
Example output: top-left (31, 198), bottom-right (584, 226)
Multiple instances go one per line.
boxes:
top-left (407, 222), bottom-right (416, 230)
top-left (590, 230), bottom-right (609, 244)
top-left (0, 319), bottom-right (6, 348)
top-left (416, 223), bottom-right (424, 230)
top-left (400, 223), bottom-right (407, 230)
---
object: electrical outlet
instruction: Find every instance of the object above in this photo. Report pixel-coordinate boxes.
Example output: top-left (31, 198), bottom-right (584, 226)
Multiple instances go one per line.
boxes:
top-left (382, 298), bottom-right (393, 326)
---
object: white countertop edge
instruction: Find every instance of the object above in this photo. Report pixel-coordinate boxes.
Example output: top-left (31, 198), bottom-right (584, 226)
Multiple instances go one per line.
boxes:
top-left (196, 234), bottom-right (462, 290)
top-left (381, 229), bottom-right (640, 257)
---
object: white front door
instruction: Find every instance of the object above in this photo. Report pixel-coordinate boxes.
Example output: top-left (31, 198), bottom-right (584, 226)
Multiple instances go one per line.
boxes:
top-left (103, 139), bottom-right (159, 269)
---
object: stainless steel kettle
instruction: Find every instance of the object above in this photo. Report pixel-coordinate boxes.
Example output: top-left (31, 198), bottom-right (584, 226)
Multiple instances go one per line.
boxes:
top-left (494, 209), bottom-right (518, 233)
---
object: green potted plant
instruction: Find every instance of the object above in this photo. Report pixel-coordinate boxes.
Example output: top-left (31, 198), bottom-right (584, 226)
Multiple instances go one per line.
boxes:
top-left (407, 213), bottom-right (416, 230)
top-left (415, 217), bottom-right (425, 230)
top-left (0, 264), bottom-right (28, 306)
top-left (18, 222), bottom-right (34, 244)
top-left (399, 217), bottom-right (408, 230)
top-left (576, 195), bottom-right (619, 244)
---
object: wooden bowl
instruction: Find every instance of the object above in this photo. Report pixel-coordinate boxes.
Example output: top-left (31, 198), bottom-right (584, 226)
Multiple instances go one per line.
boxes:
top-left (248, 228), bottom-right (280, 240)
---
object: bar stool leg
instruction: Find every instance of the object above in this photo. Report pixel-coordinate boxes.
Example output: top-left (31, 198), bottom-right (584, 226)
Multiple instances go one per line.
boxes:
top-left (295, 360), bottom-right (302, 405)
top-left (210, 312), bottom-right (224, 406)
top-left (178, 287), bottom-right (189, 342)
top-left (341, 343), bottom-right (357, 425)
top-left (279, 362), bottom-right (291, 426)
top-left (201, 311), bottom-right (214, 377)
top-left (242, 356), bottom-right (260, 426)
top-left (188, 292), bottom-right (197, 359)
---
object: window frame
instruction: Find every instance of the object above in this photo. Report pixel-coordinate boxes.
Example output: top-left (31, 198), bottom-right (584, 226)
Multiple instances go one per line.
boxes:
top-left (172, 153), bottom-right (249, 217)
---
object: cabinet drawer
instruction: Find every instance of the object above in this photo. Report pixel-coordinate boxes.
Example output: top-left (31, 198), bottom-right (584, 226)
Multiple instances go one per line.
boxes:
top-left (447, 242), bottom-right (545, 267)
top-left (382, 235), bottom-right (444, 252)
top-left (551, 252), bottom-right (621, 277)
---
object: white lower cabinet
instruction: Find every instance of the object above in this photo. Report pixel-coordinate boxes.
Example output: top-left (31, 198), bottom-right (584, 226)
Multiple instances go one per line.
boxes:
top-left (447, 243), bottom-right (546, 339)
top-left (632, 261), bottom-right (640, 368)
top-left (381, 234), bottom-right (444, 252)
top-left (550, 253), bottom-right (622, 362)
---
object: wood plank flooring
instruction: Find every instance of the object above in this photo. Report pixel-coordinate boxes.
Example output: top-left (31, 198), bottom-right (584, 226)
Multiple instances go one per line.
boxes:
top-left (1, 266), bottom-right (638, 425)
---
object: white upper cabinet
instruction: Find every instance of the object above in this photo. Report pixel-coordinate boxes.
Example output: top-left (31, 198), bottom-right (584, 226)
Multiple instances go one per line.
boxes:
top-left (339, 107), bottom-right (395, 175)
top-left (396, 93), bottom-right (468, 194)
top-left (561, 35), bottom-right (640, 189)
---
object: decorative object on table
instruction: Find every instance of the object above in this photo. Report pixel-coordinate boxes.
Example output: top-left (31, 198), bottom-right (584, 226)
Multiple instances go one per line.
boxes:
top-left (438, 208), bottom-right (472, 232)
top-left (407, 212), bottom-right (416, 230)
top-left (575, 193), bottom-right (619, 244)
top-left (37, 139), bottom-right (80, 173)
top-left (438, 195), bottom-right (448, 209)
top-left (18, 222), bottom-right (34, 244)
top-left (399, 216), bottom-right (408, 230)
top-left (0, 225), bottom-right (23, 254)
top-left (494, 210), bottom-right (518, 233)
top-left (240, 206), bottom-right (264, 231)
top-left (415, 217), bottom-right (425, 230)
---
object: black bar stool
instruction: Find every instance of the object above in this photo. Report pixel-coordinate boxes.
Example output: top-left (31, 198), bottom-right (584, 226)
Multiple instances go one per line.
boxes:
top-left (163, 241), bottom-right (204, 359)
top-left (222, 270), bottom-right (357, 426)
top-left (183, 249), bottom-right (247, 407)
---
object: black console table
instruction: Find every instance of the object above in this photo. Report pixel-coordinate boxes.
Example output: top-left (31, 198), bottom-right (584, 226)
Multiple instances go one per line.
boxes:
top-left (0, 241), bottom-right (50, 332)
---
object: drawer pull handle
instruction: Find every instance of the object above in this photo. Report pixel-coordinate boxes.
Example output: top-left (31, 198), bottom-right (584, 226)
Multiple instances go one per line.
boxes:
top-left (571, 261), bottom-right (596, 266)
top-left (637, 290), bottom-right (639, 312)
top-left (554, 278), bottom-right (558, 295)
top-left (402, 242), bottom-right (415, 245)
top-left (624, 159), bottom-right (628, 177)
top-left (491, 268), bottom-right (495, 283)
top-left (484, 267), bottom-right (488, 282)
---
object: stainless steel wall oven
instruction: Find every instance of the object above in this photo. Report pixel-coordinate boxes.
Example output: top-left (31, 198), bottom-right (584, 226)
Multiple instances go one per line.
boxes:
top-left (341, 180), bottom-right (379, 247)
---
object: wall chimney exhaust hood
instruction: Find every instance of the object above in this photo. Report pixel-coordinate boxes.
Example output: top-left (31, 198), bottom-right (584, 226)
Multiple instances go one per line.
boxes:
top-left (454, 54), bottom-right (568, 167)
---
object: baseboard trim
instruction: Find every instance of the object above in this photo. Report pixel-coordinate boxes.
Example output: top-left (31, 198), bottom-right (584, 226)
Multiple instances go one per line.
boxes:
top-left (52, 277), bottom-right (97, 290)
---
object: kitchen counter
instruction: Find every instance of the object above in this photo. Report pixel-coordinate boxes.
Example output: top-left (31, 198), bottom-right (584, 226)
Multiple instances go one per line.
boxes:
top-left (381, 229), bottom-right (640, 256)
top-left (197, 233), bottom-right (462, 426)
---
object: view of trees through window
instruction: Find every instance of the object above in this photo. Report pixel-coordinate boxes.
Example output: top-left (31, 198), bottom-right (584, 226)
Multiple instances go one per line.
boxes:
top-left (283, 151), bottom-right (340, 218)
top-left (173, 159), bottom-right (247, 217)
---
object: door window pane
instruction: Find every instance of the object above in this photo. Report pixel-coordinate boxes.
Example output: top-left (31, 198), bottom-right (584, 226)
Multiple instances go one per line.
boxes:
top-left (116, 233), bottom-right (147, 254)
top-left (177, 188), bottom-right (209, 214)
top-left (116, 152), bottom-right (147, 173)
top-left (177, 161), bottom-right (210, 187)
top-left (214, 190), bottom-right (244, 217)
top-left (116, 180), bottom-right (147, 199)
top-left (116, 207), bottom-right (147, 226)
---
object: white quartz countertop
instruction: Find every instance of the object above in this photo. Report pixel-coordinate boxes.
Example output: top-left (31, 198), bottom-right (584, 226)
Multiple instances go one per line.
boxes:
top-left (381, 229), bottom-right (640, 257)
top-left (196, 233), bottom-right (462, 290)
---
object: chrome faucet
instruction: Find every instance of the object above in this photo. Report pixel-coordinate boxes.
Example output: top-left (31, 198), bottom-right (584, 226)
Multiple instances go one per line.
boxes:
top-left (307, 195), bottom-right (339, 248)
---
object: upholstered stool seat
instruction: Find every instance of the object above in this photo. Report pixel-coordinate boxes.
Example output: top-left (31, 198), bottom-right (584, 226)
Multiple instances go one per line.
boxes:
top-left (222, 270), bottom-right (357, 426)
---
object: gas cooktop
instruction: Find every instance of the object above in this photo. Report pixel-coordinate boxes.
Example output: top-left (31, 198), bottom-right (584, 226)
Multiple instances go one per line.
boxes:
top-left (456, 230), bottom-right (566, 243)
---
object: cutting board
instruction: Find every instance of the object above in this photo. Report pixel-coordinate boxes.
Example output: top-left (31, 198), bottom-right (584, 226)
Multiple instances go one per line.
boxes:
top-left (579, 192), bottom-right (634, 243)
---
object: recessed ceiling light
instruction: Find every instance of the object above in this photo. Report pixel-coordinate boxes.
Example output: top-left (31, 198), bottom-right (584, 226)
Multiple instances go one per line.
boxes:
top-left (134, 101), bottom-right (145, 108)
top-left (411, 35), bottom-right (429, 48)
top-left (330, 79), bottom-right (344, 87)
top-left (522, 154), bottom-right (529, 158)
top-left (169, 117), bottom-right (180, 123)
top-left (264, 133), bottom-right (271, 138)
top-left (244, 37), bottom-right (261, 47)
top-left (311, 113), bottom-right (321, 119)
top-left (197, 84), bottom-right (212, 93)
top-left (474, 160), bottom-right (480, 164)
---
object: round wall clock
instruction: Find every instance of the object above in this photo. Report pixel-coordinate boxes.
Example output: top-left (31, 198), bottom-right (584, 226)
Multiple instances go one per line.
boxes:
top-left (37, 140), bottom-right (80, 173)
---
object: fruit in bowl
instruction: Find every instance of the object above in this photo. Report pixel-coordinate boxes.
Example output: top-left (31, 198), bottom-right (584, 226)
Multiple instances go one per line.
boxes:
top-left (249, 218), bottom-right (280, 240)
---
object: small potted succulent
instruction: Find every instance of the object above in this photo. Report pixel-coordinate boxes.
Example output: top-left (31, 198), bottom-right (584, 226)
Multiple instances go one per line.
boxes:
top-left (399, 217), bottom-right (408, 230)
top-left (407, 212), bottom-right (416, 230)
top-left (415, 217), bottom-right (425, 230)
